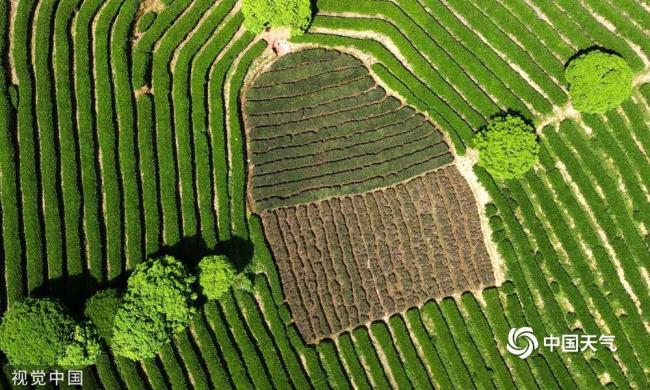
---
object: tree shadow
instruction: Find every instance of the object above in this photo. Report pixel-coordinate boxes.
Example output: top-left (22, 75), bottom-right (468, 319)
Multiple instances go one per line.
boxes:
top-left (151, 235), bottom-right (254, 272)
top-left (564, 45), bottom-right (622, 69)
top-left (214, 236), bottom-right (254, 272)
top-left (490, 109), bottom-right (533, 123)
top-left (31, 273), bottom-right (100, 318)
top-left (150, 235), bottom-right (211, 271)
top-left (26, 236), bottom-right (254, 317)
top-left (309, 0), bottom-right (318, 31)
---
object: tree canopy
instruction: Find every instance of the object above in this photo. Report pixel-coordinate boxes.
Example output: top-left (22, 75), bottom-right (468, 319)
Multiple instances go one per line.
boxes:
top-left (111, 256), bottom-right (197, 360)
top-left (474, 114), bottom-right (539, 180)
top-left (0, 299), bottom-right (76, 368)
top-left (565, 50), bottom-right (633, 113)
top-left (85, 289), bottom-right (122, 343)
top-left (242, 0), bottom-right (312, 34)
top-left (198, 255), bottom-right (237, 300)
top-left (57, 323), bottom-right (102, 368)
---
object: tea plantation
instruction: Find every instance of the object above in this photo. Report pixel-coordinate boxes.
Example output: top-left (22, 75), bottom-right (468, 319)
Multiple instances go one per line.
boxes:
top-left (0, 0), bottom-right (648, 388)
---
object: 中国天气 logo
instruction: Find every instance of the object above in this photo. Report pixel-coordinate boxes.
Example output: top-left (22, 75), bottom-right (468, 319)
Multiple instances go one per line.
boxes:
top-left (507, 327), bottom-right (539, 359)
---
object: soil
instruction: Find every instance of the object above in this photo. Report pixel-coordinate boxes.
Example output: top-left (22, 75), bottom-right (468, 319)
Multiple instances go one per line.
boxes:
top-left (136, 0), bottom-right (166, 19)
top-left (262, 27), bottom-right (293, 56)
top-left (134, 85), bottom-right (151, 98)
top-left (8, 0), bottom-right (19, 84)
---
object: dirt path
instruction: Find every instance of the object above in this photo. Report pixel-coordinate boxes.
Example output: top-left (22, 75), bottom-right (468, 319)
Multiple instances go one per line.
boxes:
top-left (8, 0), bottom-right (19, 84)
top-left (455, 149), bottom-right (507, 287)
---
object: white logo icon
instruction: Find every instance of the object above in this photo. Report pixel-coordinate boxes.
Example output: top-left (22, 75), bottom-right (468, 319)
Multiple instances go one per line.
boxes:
top-left (507, 327), bottom-right (539, 359)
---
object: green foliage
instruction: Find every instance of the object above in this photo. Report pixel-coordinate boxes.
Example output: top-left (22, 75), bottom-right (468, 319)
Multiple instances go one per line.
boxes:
top-left (0, 298), bottom-right (75, 368)
top-left (84, 289), bottom-right (122, 343)
top-left (57, 323), bottom-right (102, 368)
top-left (198, 255), bottom-right (236, 300)
top-left (242, 0), bottom-right (312, 34)
top-left (473, 114), bottom-right (539, 180)
top-left (136, 12), bottom-right (157, 33)
top-left (233, 274), bottom-right (253, 293)
top-left (112, 256), bottom-right (197, 360)
top-left (198, 255), bottom-right (253, 300)
top-left (565, 50), bottom-right (633, 113)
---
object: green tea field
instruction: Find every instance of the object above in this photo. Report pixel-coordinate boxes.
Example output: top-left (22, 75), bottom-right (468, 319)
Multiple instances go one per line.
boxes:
top-left (0, 0), bottom-right (648, 388)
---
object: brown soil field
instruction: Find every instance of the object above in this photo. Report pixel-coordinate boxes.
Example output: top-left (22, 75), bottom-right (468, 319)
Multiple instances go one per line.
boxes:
top-left (261, 166), bottom-right (494, 343)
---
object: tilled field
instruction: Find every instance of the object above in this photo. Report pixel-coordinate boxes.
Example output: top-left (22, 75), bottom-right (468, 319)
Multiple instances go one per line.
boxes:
top-left (261, 166), bottom-right (494, 343)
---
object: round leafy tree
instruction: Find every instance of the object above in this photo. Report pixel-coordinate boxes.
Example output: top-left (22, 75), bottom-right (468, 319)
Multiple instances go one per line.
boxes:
top-left (242, 0), bottom-right (312, 34)
top-left (84, 289), bottom-right (122, 343)
top-left (57, 323), bottom-right (102, 368)
top-left (0, 298), bottom-right (76, 368)
top-left (198, 255), bottom-right (237, 300)
top-left (112, 256), bottom-right (197, 360)
top-left (474, 114), bottom-right (539, 180)
top-left (565, 50), bottom-right (633, 113)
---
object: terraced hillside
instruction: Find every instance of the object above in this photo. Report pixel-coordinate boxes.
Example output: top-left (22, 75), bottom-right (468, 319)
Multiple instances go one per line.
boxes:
top-left (1, 0), bottom-right (649, 389)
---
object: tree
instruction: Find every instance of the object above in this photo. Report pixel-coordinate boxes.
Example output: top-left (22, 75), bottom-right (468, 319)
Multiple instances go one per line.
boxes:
top-left (111, 256), bottom-right (197, 360)
top-left (197, 255), bottom-right (252, 300)
top-left (473, 114), bottom-right (539, 180)
top-left (565, 50), bottom-right (633, 113)
top-left (198, 255), bottom-right (235, 300)
top-left (84, 289), bottom-right (122, 343)
top-left (57, 323), bottom-right (102, 368)
top-left (242, 0), bottom-right (312, 34)
top-left (0, 298), bottom-right (76, 368)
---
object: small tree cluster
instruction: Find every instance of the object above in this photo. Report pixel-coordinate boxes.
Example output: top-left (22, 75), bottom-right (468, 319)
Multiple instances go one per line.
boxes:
top-left (242, 0), bottom-right (312, 34)
top-left (565, 50), bottom-right (633, 113)
top-left (198, 255), bottom-right (252, 300)
top-left (0, 298), bottom-right (100, 369)
top-left (111, 256), bottom-right (197, 360)
top-left (473, 114), bottom-right (539, 180)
